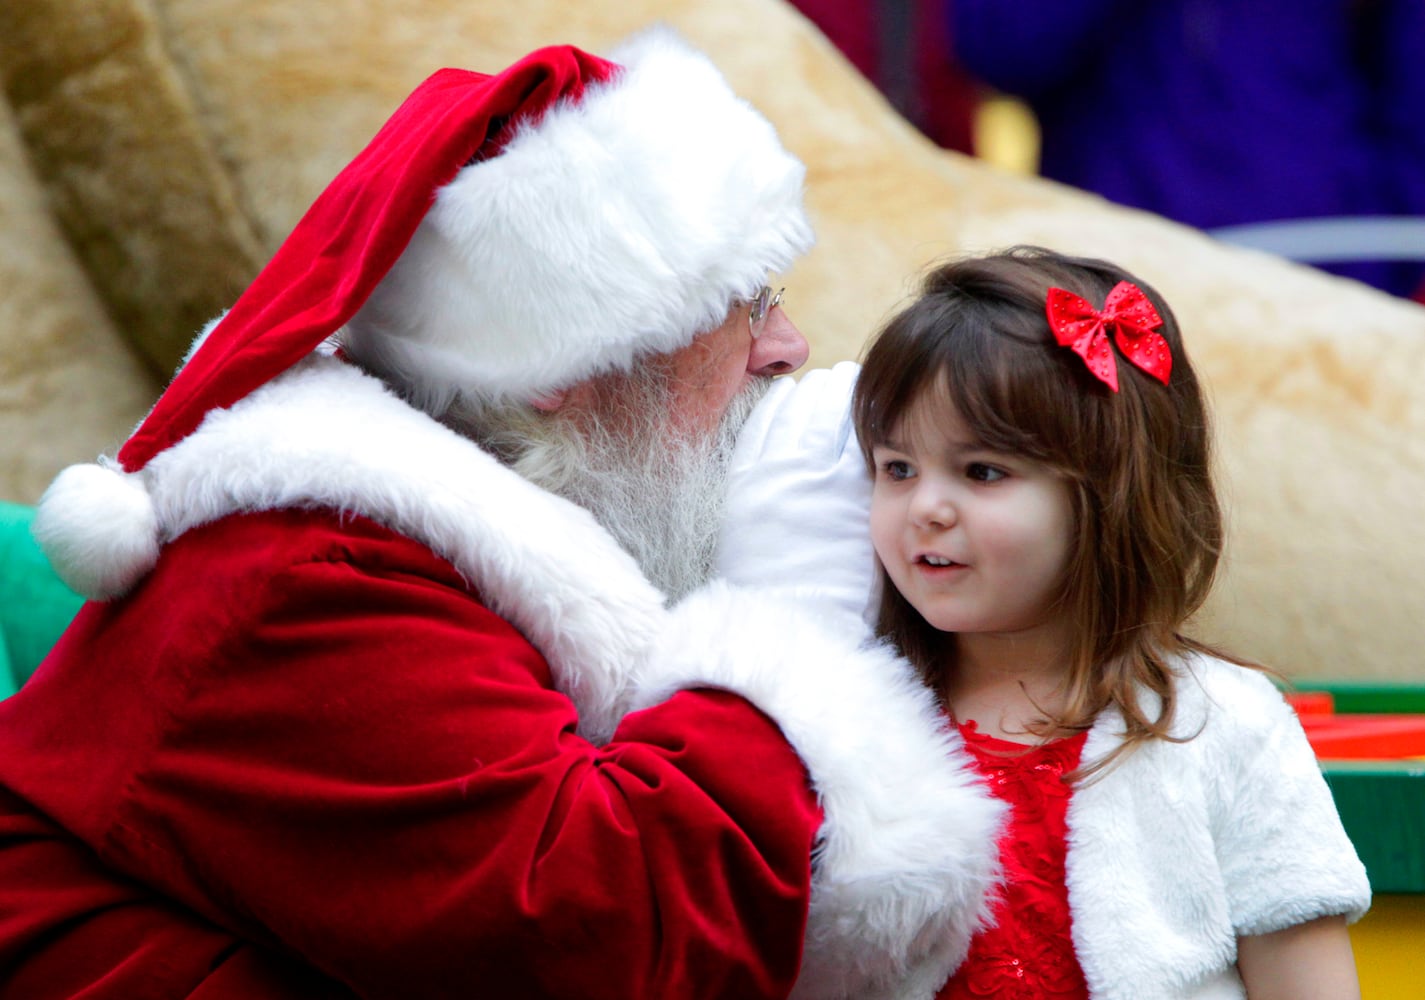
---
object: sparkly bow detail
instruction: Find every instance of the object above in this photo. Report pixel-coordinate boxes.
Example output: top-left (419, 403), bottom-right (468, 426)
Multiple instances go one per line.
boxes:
top-left (1046, 281), bottom-right (1172, 392)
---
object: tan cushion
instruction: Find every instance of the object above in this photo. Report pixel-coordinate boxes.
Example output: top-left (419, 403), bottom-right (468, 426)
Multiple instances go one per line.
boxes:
top-left (2, 0), bottom-right (1423, 678)
top-left (0, 94), bottom-right (156, 503)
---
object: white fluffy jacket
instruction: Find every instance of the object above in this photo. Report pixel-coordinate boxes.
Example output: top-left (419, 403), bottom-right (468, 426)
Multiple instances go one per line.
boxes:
top-left (1065, 653), bottom-right (1370, 999)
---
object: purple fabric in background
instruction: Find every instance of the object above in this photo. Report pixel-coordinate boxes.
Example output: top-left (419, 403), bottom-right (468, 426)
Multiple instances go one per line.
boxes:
top-left (948, 0), bottom-right (1425, 298)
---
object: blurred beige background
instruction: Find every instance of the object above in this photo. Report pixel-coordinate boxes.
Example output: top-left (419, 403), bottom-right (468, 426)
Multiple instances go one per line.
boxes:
top-left (2, 0), bottom-right (1423, 680)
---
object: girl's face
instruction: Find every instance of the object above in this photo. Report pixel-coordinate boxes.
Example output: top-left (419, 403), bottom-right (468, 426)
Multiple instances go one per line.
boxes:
top-left (869, 392), bottom-right (1076, 643)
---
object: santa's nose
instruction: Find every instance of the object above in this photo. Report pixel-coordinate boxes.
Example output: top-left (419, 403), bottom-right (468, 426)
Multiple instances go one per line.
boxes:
top-left (747, 307), bottom-right (809, 376)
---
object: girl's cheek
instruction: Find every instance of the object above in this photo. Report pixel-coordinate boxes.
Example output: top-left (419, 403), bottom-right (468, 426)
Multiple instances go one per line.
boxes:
top-left (867, 501), bottom-right (889, 548)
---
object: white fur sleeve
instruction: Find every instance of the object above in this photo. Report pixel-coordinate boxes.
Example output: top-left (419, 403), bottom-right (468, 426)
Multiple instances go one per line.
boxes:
top-left (1211, 670), bottom-right (1371, 935)
top-left (628, 581), bottom-right (1005, 1000)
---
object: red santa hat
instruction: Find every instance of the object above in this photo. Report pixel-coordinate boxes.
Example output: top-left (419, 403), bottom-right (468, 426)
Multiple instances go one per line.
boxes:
top-left (36, 29), bottom-right (812, 600)
top-left (118, 27), bottom-right (813, 472)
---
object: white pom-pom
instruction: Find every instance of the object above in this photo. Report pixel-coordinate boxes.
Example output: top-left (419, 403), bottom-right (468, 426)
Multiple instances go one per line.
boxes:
top-left (32, 462), bottom-right (160, 601)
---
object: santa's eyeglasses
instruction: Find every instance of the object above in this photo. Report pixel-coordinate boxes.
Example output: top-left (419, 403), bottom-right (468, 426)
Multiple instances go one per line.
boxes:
top-left (746, 285), bottom-right (785, 339)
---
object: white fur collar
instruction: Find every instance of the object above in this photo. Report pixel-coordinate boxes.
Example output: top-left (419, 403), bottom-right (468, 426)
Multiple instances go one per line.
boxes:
top-left (34, 353), bottom-right (665, 743)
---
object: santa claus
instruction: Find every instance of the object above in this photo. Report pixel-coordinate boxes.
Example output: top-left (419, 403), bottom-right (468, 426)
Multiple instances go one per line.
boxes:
top-left (0, 30), bottom-right (1000, 999)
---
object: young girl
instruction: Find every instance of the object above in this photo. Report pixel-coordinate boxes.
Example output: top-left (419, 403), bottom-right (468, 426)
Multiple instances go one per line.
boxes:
top-left (844, 247), bottom-right (1370, 998)
top-left (717, 245), bottom-right (1371, 998)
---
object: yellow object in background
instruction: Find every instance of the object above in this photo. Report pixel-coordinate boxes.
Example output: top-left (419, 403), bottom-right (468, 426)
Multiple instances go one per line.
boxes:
top-left (1350, 895), bottom-right (1425, 998)
top-left (972, 93), bottom-right (1039, 176)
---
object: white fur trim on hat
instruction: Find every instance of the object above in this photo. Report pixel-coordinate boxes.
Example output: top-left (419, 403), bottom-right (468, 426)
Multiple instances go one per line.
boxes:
top-left (344, 28), bottom-right (814, 412)
top-left (32, 354), bottom-right (665, 742)
top-left (32, 460), bottom-right (160, 601)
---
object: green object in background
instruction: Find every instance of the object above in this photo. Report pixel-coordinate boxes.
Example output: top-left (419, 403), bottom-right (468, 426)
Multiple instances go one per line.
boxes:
top-left (1292, 679), bottom-right (1425, 894)
top-left (0, 501), bottom-right (84, 698)
top-left (1322, 760), bottom-right (1425, 894)
top-left (1291, 680), bottom-right (1425, 715)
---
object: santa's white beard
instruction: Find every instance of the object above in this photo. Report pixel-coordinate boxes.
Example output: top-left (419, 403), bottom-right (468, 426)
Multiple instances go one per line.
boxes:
top-left (449, 369), bottom-right (769, 602)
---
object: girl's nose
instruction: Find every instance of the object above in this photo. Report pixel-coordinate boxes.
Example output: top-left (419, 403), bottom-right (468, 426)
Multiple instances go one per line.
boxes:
top-left (746, 307), bottom-right (810, 377)
top-left (908, 480), bottom-right (956, 530)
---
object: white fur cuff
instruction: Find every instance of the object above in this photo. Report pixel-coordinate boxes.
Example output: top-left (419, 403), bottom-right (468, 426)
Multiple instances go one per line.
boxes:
top-left (632, 581), bottom-right (1004, 1000)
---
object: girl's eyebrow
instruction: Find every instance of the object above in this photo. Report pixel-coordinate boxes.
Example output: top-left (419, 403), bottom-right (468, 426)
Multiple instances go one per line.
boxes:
top-left (876, 435), bottom-right (996, 462)
top-left (956, 437), bottom-right (997, 454)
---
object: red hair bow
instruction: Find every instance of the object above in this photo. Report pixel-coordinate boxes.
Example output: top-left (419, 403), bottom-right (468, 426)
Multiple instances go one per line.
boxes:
top-left (1046, 281), bottom-right (1172, 392)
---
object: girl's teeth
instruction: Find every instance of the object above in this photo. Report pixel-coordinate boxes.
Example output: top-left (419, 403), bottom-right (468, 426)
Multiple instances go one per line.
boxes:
top-left (925, 556), bottom-right (952, 566)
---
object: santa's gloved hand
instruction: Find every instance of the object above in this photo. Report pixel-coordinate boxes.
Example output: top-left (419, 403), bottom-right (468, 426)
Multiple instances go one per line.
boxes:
top-left (716, 361), bottom-right (878, 629)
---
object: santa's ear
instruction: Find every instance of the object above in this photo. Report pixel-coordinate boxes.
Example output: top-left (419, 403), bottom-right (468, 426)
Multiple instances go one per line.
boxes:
top-left (529, 389), bottom-right (570, 413)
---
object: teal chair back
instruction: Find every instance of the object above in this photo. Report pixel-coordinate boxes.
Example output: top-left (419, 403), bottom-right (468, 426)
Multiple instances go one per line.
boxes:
top-left (0, 502), bottom-right (84, 698)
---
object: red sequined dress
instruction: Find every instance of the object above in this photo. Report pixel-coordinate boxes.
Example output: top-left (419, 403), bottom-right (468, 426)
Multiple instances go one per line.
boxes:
top-left (937, 720), bottom-right (1091, 1000)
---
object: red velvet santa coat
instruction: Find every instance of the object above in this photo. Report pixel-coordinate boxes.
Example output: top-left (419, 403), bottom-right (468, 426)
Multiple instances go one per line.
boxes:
top-left (0, 353), bottom-right (1003, 999)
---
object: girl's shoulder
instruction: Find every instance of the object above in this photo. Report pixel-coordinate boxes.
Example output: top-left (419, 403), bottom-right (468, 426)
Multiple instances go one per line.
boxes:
top-left (1175, 650), bottom-right (1284, 705)
top-left (1166, 650), bottom-right (1299, 752)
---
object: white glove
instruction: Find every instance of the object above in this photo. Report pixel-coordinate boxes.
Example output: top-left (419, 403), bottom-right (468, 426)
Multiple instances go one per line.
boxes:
top-left (716, 362), bottom-right (879, 627)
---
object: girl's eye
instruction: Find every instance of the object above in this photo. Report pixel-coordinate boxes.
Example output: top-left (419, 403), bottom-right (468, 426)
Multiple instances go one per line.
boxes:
top-left (966, 462), bottom-right (1006, 483)
top-left (881, 459), bottom-right (914, 481)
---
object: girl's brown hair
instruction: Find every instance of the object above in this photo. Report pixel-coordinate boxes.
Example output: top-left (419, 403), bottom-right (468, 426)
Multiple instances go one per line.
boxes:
top-left (853, 246), bottom-right (1239, 773)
